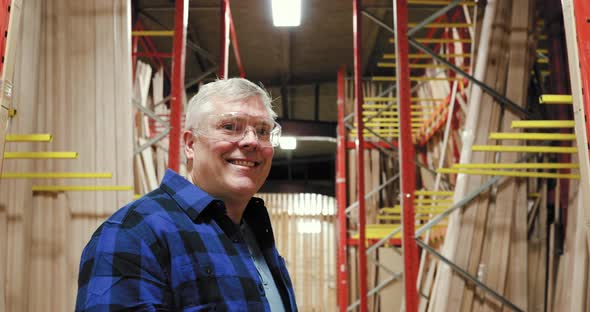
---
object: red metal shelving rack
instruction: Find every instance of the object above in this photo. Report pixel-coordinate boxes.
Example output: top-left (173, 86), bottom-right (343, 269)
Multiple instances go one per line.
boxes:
top-left (336, 1), bottom-right (478, 311)
top-left (393, 1), bottom-right (418, 310)
top-left (131, 0), bottom-right (245, 174)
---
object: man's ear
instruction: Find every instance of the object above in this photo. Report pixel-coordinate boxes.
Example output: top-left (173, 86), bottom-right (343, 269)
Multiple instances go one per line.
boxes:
top-left (183, 130), bottom-right (195, 160)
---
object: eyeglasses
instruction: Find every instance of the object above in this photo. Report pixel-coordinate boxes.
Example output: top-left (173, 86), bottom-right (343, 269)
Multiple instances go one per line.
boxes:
top-left (192, 112), bottom-right (281, 147)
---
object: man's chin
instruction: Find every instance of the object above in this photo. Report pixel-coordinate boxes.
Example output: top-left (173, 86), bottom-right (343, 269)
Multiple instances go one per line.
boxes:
top-left (225, 179), bottom-right (261, 196)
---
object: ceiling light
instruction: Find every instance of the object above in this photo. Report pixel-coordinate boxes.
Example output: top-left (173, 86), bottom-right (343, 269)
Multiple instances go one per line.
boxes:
top-left (271, 0), bottom-right (301, 27)
top-left (279, 136), bottom-right (297, 150)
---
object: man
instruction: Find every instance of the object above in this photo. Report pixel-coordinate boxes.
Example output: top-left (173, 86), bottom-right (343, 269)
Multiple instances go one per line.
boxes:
top-left (76, 78), bottom-right (297, 311)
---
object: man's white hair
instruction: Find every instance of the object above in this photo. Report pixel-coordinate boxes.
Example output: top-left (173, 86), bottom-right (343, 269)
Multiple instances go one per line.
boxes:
top-left (185, 78), bottom-right (276, 130)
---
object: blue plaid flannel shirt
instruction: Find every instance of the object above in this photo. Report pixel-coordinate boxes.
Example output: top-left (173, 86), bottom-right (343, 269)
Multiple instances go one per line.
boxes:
top-left (76, 169), bottom-right (298, 311)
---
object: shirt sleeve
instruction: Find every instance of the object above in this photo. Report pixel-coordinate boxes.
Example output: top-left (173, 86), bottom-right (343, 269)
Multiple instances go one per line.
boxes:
top-left (75, 222), bottom-right (171, 311)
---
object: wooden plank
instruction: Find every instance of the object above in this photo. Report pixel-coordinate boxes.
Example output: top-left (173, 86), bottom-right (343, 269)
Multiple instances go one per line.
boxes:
top-left (546, 180), bottom-right (560, 312)
top-left (0, 0), bottom-right (23, 311)
top-left (478, 1), bottom-right (533, 310)
top-left (0, 0), bottom-right (23, 173)
top-left (0, 0), bottom-right (134, 310)
top-left (378, 248), bottom-right (404, 310)
top-left (527, 181), bottom-right (547, 312)
top-left (561, 0), bottom-right (590, 257)
top-left (430, 0), bottom-right (498, 308)
top-left (445, 1), bottom-right (511, 310)
top-left (0, 1), bottom-right (26, 309)
top-left (568, 192), bottom-right (587, 312)
top-left (2, 0), bottom-right (42, 309)
top-left (152, 67), bottom-right (167, 182)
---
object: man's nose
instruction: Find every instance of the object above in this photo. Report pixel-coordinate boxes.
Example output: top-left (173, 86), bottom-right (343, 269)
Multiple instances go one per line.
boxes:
top-left (238, 128), bottom-right (260, 147)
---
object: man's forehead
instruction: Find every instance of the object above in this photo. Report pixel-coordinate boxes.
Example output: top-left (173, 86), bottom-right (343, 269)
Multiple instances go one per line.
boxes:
top-left (207, 96), bottom-right (270, 117)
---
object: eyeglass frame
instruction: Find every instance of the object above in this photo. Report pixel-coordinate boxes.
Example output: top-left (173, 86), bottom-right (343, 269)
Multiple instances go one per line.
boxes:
top-left (189, 111), bottom-right (282, 147)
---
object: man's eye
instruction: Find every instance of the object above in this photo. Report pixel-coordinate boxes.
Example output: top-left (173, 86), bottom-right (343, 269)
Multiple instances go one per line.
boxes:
top-left (220, 123), bottom-right (236, 131)
top-left (256, 126), bottom-right (271, 136)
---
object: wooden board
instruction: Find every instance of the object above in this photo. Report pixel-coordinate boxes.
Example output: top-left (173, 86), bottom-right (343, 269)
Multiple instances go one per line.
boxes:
top-left (445, 1), bottom-right (511, 310)
top-left (479, 1), bottom-right (533, 310)
top-left (0, 1), bottom-right (134, 310)
top-left (561, 0), bottom-right (590, 256)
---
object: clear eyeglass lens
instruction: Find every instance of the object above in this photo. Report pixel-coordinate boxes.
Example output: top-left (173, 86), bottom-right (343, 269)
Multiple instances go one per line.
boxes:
top-left (200, 113), bottom-right (281, 147)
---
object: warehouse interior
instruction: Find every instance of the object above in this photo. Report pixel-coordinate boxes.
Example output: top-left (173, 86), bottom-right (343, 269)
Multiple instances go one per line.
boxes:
top-left (1, 0), bottom-right (590, 311)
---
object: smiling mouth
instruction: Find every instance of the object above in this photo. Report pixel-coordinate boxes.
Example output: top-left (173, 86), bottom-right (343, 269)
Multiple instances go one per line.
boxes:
top-left (227, 159), bottom-right (260, 167)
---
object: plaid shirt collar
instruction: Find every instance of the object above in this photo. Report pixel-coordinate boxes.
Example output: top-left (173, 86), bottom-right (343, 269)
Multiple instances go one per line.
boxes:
top-left (159, 170), bottom-right (275, 247)
top-left (159, 169), bottom-right (219, 221)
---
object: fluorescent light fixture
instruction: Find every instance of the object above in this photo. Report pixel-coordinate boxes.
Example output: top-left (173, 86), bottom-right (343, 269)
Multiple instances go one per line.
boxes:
top-left (279, 136), bottom-right (297, 150)
top-left (271, 0), bottom-right (301, 27)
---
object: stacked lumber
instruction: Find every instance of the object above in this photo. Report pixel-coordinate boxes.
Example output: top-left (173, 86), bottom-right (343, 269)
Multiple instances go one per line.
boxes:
top-left (422, 0), bottom-right (590, 311)
top-left (256, 192), bottom-right (337, 311)
top-left (133, 63), bottom-right (187, 196)
top-left (0, 1), bottom-right (133, 311)
top-left (429, 0), bottom-right (521, 310)
top-left (0, 1), bottom-right (24, 311)
top-left (550, 0), bottom-right (590, 310)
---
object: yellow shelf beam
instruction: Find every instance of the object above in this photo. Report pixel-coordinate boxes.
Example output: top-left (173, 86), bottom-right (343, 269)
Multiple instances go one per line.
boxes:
top-left (1, 172), bottom-right (113, 179)
top-left (415, 190), bottom-right (454, 196)
top-left (378, 215), bottom-right (447, 221)
top-left (360, 122), bottom-right (424, 127)
top-left (437, 168), bottom-right (580, 179)
top-left (131, 30), bottom-right (174, 37)
top-left (363, 111), bottom-right (427, 117)
top-left (414, 199), bottom-right (454, 204)
top-left (32, 185), bottom-right (133, 192)
top-left (472, 145), bottom-right (577, 153)
top-left (377, 62), bottom-right (470, 70)
top-left (408, 0), bottom-right (476, 6)
top-left (350, 128), bottom-right (421, 134)
top-left (349, 134), bottom-right (403, 138)
top-left (4, 152), bottom-right (78, 159)
top-left (364, 97), bottom-right (445, 102)
top-left (363, 104), bottom-right (426, 109)
top-left (539, 94), bottom-right (573, 104)
top-left (389, 38), bottom-right (472, 44)
top-left (511, 120), bottom-right (575, 128)
top-left (5, 134), bottom-right (53, 142)
top-left (379, 62), bottom-right (453, 69)
top-left (383, 53), bottom-right (471, 59)
top-left (408, 22), bottom-right (473, 28)
top-left (452, 163), bottom-right (579, 169)
top-left (489, 132), bottom-right (576, 140)
top-left (373, 76), bottom-right (463, 82)
top-left (382, 205), bottom-right (451, 212)
top-left (361, 117), bottom-right (425, 122)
